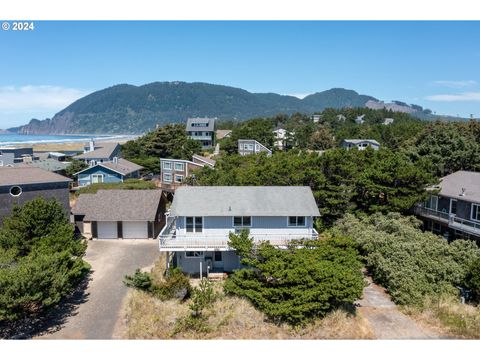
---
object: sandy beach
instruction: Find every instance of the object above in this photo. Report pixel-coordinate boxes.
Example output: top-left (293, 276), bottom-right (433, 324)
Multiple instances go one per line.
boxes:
top-left (30, 136), bottom-right (138, 152)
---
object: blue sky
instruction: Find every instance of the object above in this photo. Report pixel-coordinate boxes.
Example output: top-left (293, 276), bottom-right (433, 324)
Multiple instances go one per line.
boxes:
top-left (0, 21), bottom-right (479, 127)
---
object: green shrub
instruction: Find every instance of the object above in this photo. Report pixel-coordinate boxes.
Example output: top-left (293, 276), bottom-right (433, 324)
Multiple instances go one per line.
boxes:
top-left (333, 213), bottom-right (480, 306)
top-left (224, 230), bottom-right (365, 325)
top-left (76, 179), bottom-right (156, 195)
top-left (189, 278), bottom-right (215, 317)
top-left (124, 269), bottom-right (153, 291)
top-left (465, 257), bottom-right (480, 302)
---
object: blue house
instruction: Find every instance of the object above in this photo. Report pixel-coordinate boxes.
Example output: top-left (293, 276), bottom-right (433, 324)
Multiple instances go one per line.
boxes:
top-left (75, 158), bottom-right (143, 187)
top-left (159, 186), bottom-right (320, 274)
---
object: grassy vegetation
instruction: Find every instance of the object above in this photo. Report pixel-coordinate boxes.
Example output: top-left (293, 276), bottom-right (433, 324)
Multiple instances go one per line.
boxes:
top-left (118, 254), bottom-right (373, 339)
top-left (403, 296), bottom-right (480, 339)
top-left (76, 179), bottom-right (156, 196)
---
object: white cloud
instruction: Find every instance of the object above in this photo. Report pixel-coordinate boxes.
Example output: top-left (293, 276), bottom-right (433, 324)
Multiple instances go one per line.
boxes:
top-left (433, 80), bottom-right (477, 88)
top-left (425, 92), bottom-right (480, 102)
top-left (0, 85), bottom-right (89, 113)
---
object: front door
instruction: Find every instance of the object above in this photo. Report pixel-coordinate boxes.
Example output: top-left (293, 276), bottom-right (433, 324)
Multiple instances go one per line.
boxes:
top-left (213, 251), bottom-right (224, 270)
top-left (92, 174), bottom-right (104, 184)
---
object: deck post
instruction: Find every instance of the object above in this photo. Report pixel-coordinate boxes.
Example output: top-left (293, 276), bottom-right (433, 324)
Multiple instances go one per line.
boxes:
top-left (165, 251), bottom-right (170, 270)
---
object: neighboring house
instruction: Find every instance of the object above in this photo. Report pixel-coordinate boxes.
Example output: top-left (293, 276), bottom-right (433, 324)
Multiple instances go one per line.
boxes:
top-left (74, 158), bottom-right (143, 187)
top-left (16, 158), bottom-right (70, 175)
top-left (0, 147), bottom-right (36, 166)
top-left (0, 167), bottom-right (71, 224)
top-left (337, 114), bottom-right (346, 122)
top-left (355, 114), bottom-right (366, 125)
top-left (273, 128), bottom-right (288, 150)
top-left (73, 140), bottom-right (121, 165)
top-left (413, 171), bottom-right (480, 242)
top-left (341, 139), bottom-right (380, 151)
top-left (216, 129), bottom-right (232, 141)
top-left (160, 155), bottom-right (215, 190)
top-left (72, 190), bottom-right (167, 240)
top-left (311, 114), bottom-right (321, 123)
top-left (238, 139), bottom-right (272, 156)
top-left (186, 117), bottom-right (216, 148)
top-left (158, 186), bottom-right (320, 274)
top-left (383, 118), bottom-right (394, 125)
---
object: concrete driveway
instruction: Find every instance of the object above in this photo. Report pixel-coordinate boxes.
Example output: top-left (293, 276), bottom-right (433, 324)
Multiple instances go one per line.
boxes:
top-left (40, 240), bottom-right (159, 339)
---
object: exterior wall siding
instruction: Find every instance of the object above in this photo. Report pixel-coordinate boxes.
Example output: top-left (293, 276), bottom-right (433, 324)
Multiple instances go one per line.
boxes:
top-left (78, 167), bottom-right (123, 186)
top-left (0, 182), bottom-right (70, 224)
top-left (175, 250), bottom-right (241, 274)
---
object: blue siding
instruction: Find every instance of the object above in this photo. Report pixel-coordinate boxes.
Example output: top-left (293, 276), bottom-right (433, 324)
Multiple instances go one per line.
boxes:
top-left (77, 166), bottom-right (123, 186)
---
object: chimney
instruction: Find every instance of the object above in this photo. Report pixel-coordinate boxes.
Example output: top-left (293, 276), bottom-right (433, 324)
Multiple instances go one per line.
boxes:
top-left (89, 139), bottom-right (95, 152)
top-left (113, 157), bottom-right (118, 164)
top-left (460, 188), bottom-right (466, 196)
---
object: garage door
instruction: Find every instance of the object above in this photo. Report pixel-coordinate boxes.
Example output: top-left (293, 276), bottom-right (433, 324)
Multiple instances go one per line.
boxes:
top-left (123, 221), bottom-right (148, 239)
top-left (97, 221), bottom-right (118, 239)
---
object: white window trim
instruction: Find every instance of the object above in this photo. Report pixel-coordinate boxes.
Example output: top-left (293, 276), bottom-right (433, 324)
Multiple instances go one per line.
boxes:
top-left (91, 174), bottom-right (104, 183)
top-left (162, 161), bottom-right (172, 170)
top-left (175, 174), bottom-right (184, 183)
top-left (174, 162), bottom-right (185, 171)
top-left (163, 173), bottom-right (172, 183)
top-left (287, 216), bottom-right (307, 227)
top-left (450, 198), bottom-right (457, 215)
top-left (471, 203), bottom-right (480, 222)
top-left (185, 216), bottom-right (203, 233)
top-left (185, 251), bottom-right (204, 258)
top-left (425, 195), bottom-right (438, 211)
top-left (232, 216), bottom-right (252, 228)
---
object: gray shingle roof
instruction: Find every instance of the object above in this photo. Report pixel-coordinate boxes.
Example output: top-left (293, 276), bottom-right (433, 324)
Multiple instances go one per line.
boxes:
top-left (73, 142), bottom-right (119, 160)
top-left (170, 186), bottom-right (320, 217)
top-left (75, 158), bottom-right (143, 176)
top-left (72, 190), bottom-right (164, 221)
top-left (16, 159), bottom-right (69, 172)
top-left (192, 154), bottom-right (216, 167)
top-left (186, 117), bottom-right (216, 132)
top-left (343, 139), bottom-right (380, 146)
top-left (0, 167), bottom-right (72, 186)
top-left (437, 171), bottom-right (480, 203)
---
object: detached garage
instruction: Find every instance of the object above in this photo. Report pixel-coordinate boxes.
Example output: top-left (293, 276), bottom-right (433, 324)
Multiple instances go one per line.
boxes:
top-left (72, 189), bottom-right (167, 240)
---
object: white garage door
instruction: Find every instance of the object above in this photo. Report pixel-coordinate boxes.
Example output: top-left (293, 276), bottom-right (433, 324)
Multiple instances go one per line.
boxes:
top-left (97, 221), bottom-right (118, 239)
top-left (123, 221), bottom-right (149, 239)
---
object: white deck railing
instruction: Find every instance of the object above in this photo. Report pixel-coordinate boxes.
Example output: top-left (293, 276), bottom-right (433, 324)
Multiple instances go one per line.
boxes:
top-left (448, 215), bottom-right (480, 237)
top-left (158, 229), bottom-right (319, 251)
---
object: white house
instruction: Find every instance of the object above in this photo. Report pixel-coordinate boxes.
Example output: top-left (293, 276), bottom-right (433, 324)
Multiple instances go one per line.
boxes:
top-left (158, 186), bottom-right (320, 274)
top-left (341, 139), bottom-right (380, 151)
top-left (238, 139), bottom-right (272, 156)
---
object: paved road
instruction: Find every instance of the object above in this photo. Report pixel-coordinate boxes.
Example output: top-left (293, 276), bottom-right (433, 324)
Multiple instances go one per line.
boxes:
top-left (356, 277), bottom-right (440, 339)
top-left (40, 240), bottom-right (159, 339)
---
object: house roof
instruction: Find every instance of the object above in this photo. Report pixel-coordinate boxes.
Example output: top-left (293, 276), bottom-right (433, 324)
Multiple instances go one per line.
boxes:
top-left (216, 129), bottom-right (232, 140)
top-left (186, 117), bottom-right (216, 132)
top-left (75, 158), bottom-right (143, 176)
top-left (436, 171), bottom-right (480, 203)
top-left (16, 159), bottom-right (69, 172)
top-left (170, 186), bottom-right (320, 217)
top-left (160, 158), bottom-right (205, 169)
top-left (192, 154), bottom-right (216, 167)
top-left (73, 142), bottom-right (119, 160)
top-left (72, 190), bottom-right (164, 221)
top-left (343, 139), bottom-right (380, 146)
top-left (0, 167), bottom-right (72, 186)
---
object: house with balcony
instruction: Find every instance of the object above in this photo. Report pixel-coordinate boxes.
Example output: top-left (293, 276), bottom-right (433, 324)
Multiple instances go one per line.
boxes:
top-left (238, 139), bottom-right (272, 156)
top-left (158, 186), bottom-right (320, 274)
top-left (186, 117), bottom-right (216, 148)
top-left (160, 155), bottom-right (215, 191)
top-left (413, 171), bottom-right (480, 242)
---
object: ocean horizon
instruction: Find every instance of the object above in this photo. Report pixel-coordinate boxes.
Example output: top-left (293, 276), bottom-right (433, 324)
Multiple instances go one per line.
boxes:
top-left (0, 133), bottom-right (134, 147)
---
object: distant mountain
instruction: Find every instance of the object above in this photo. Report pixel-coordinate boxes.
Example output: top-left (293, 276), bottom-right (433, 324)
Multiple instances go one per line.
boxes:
top-left (8, 81), bottom-right (446, 135)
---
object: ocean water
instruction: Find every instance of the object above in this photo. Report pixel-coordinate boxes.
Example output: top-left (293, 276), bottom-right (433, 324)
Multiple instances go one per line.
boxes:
top-left (0, 133), bottom-right (128, 147)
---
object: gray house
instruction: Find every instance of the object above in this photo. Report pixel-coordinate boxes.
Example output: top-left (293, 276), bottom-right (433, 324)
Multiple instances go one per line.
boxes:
top-left (72, 189), bottom-right (167, 240)
top-left (0, 167), bottom-right (71, 224)
top-left (238, 139), bottom-right (272, 156)
top-left (74, 158), bottom-right (143, 187)
top-left (341, 139), bottom-right (380, 151)
top-left (160, 154), bottom-right (215, 190)
top-left (73, 140), bottom-right (121, 166)
top-left (186, 117), bottom-right (216, 148)
top-left (158, 186), bottom-right (320, 274)
top-left (0, 147), bottom-right (36, 167)
top-left (413, 171), bottom-right (480, 242)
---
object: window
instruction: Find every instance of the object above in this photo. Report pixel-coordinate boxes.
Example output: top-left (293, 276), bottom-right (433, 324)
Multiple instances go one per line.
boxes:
top-left (175, 174), bottom-right (184, 183)
top-left (246, 144), bottom-right (254, 151)
top-left (186, 217), bottom-right (203, 233)
top-left (9, 186), bottom-right (22, 197)
top-left (90, 160), bottom-right (96, 166)
top-left (162, 161), bottom-right (172, 170)
top-left (288, 216), bottom-right (306, 227)
top-left (174, 162), bottom-right (185, 171)
top-left (425, 195), bottom-right (438, 210)
top-left (450, 199), bottom-right (457, 215)
top-left (214, 251), bottom-right (222, 261)
top-left (185, 251), bottom-right (204, 258)
top-left (92, 174), bottom-right (104, 184)
top-left (233, 216), bottom-right (252, 227)
top-left (472, 204), bottom-right (480, 222)
top-left (163, 173), bottom-right (172, 183)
